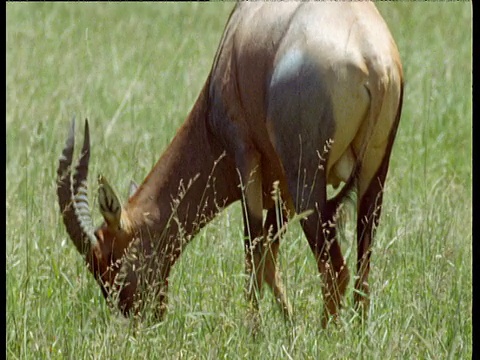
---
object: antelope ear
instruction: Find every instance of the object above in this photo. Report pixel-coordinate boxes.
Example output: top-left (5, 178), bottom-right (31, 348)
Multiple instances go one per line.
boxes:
top-left (98, 175), bottom-right (122, 228)
top-left (128, 180), bottom-right (138, 198)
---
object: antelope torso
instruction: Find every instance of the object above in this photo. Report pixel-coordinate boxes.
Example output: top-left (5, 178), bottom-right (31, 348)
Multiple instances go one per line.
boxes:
top-left (209, 2), bottom-right (402, 199)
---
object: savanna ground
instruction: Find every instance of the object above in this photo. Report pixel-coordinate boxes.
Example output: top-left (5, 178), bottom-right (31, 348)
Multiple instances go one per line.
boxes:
top-left (6, 3), bottom-right (472, 359)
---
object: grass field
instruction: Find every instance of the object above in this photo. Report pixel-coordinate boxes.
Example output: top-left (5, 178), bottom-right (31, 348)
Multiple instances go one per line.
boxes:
top-left (6, 3), bottom-right (472, 359)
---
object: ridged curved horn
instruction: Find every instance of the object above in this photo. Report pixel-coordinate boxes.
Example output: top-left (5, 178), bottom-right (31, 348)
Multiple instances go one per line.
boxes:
top-left (56, 118), bottom-right (97, 256)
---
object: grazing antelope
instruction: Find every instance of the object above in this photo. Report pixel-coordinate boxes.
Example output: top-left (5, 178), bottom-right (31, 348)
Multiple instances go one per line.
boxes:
top-left (57, 2), bottom-right (403, 327)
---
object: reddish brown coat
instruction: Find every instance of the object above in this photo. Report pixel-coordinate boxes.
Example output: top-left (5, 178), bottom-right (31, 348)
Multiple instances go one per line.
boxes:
top-left (57, 2), bottom-right (403, 326)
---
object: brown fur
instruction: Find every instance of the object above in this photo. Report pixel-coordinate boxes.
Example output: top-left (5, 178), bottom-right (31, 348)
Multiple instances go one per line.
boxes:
top-left (58, 3), bottom-right (403, 326)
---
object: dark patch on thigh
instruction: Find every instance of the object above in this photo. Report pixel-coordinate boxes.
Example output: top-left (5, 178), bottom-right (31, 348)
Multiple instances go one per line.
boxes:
top-left (266, 51), bottom-right (336, 211)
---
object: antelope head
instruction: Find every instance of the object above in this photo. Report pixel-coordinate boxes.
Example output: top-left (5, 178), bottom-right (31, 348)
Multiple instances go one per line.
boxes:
top-left (56, 118), bottom-right (163, 318)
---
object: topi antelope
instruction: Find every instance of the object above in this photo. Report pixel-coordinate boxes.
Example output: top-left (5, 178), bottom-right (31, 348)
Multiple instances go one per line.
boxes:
top-left (57, 2), bottom-right (403, 327)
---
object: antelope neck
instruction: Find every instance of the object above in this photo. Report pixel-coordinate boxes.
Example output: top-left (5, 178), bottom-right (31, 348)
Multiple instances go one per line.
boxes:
top-left (125, 82), bottom-right (239, 249)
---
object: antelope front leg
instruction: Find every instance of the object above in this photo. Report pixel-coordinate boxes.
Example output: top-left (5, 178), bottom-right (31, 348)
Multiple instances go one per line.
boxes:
top-left (241, 179), bottom-right (264, 314)
top-left (262, 207), bottom-right (292, 321)
top-left (237, 146), bottom-right (265, 330)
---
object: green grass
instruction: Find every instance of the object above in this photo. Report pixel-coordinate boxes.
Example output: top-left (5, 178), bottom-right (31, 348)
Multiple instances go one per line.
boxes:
top-left (7, 2), bottom-right (472, 359)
